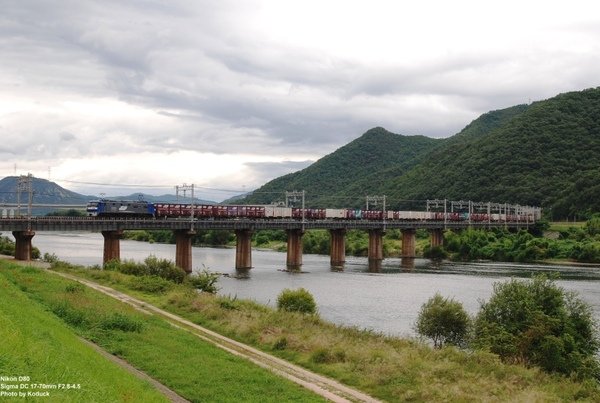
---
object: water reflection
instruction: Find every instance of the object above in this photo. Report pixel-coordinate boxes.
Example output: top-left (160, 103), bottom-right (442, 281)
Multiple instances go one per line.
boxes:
top-left (401, 257), bottom-right (416, 271)
top-left (330, 264), bottom-right (345, 272)
top-left (368, 259), bottom-right (382, 272)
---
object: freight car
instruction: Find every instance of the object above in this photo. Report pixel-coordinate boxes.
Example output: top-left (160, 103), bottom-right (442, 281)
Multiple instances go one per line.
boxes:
top-left (87, 200), bottom-right (540, 223)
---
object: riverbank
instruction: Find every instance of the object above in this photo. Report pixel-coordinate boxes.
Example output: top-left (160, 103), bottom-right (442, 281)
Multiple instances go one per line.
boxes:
top-left (0, 260), bottom-right (328, 402)
top-left (29, 260), bottom-right (600, 401)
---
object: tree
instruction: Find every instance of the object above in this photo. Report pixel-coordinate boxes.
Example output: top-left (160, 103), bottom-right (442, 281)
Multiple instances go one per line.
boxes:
top-left (415, 293), bottom-right (470, 348)
top-left (585, 215), bottom-right (600, 237)
top-left (472, 275), bottom-right (600, 379)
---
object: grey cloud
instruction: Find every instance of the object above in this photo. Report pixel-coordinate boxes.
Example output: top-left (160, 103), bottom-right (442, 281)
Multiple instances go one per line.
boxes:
top-left (59, 132), bottom-right (76, 142)
top-left (2, 0), bottom-right (600, 168)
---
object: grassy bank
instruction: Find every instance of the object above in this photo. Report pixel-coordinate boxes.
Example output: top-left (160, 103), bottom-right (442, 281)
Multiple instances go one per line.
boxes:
top-left (0, 261), bottom-right (324, 402)
top-left (0, 264), bottom-right (168, 402)
top-left (50, 262), bottom-right (600, 401)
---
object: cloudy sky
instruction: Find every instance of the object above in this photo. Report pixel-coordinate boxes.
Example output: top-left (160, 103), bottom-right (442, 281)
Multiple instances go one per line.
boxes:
top-left (1, 0), bottom-right (599, 201)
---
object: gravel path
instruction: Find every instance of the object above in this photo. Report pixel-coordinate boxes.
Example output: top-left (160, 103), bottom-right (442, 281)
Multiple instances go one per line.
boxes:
top-left (50, 270), bottom-right (381, 403)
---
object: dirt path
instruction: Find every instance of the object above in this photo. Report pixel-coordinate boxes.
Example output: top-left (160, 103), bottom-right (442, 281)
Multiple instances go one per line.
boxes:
top-left (50, 270), bottom-right (381, 403)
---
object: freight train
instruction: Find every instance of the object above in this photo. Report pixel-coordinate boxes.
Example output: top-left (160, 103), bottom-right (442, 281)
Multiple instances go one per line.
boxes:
top-left (86, 200), bottom-right (541, 222)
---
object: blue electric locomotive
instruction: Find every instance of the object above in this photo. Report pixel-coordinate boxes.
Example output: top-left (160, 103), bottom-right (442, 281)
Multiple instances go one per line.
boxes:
top-left (86, 200), bottom-right (155, 217)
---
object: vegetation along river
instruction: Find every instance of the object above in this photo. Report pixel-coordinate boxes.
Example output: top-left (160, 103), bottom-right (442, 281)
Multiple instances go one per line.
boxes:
top-left (20, 231), bottom-right (600, 338)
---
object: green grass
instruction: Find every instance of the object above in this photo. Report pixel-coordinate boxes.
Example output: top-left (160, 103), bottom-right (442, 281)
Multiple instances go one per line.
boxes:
top-left (0, 261), bottom-right (324, 403)
top-left (0, 265), bottom-right (168, 402)
top-left (51, 262), bottom-right (600, 402)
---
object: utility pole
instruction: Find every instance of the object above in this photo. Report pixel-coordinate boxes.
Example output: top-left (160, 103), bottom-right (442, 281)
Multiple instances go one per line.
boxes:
top-left (16, 173), bottom-right (33, 221)
top-left (426, 199), bottom-right (448, 228)
top-left (366, 195), bottom-right (386, 211)
top-left (285, 190), bottom-right (306, 230)
top-left (176, 183), bottom-right (195, 230)
top-left (366, 195), bottom-right (386, 229)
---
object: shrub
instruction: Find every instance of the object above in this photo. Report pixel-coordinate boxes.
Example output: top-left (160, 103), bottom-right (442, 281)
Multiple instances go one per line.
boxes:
top-left (186, 270), bottom-right (219, 294)
top-left (129, 276), bottom-right (173, 294)
top-left (415, 293), bottom-right (470, 348)
top-left (116, 260), bottom-right (147, 276)
top-left (144, 255), bottom-right (186, 283)
top-left (423, 245), bottom-right (448, 260)
top-left (276, 288), bottom-right (317, 314)
top-left (43, 252), bottom-right (60, 263)
top-left (473, 275), bottom-right (600, 379)
top-left (103, 259), bottom-right (122, 271)
top-left (0, 236), bottom-right (15, 256)
top-left (104, 256), bottom-right (186, 284)
top-left (273, 337), bottom-right (288, 350)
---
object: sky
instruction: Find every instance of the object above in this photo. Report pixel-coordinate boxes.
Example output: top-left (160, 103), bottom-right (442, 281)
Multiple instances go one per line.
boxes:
top-left (1, 0), bottom-right (599, 202)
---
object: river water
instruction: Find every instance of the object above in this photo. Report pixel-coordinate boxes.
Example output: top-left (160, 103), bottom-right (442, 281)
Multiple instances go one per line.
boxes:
top-left (17, 231), bottom-right (600, 338)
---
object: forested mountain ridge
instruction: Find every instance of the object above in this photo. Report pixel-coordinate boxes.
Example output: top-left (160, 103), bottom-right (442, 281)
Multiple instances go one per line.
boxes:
top-left (242, 88), bottom-right (600, 218)
top-left (244, 127), bottom-right (438, 207)
top-left (384, 88), bottom-right (600, 217)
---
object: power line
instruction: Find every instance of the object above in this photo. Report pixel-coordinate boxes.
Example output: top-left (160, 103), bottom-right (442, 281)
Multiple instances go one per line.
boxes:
top-left (55, 179), bottom-right (174, 188)
top-left (55, 179), bottom-right (248, 194)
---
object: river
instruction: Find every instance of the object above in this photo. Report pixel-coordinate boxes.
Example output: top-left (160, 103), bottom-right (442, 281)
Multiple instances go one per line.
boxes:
top-left (16, 231), bottom-right (600, 338)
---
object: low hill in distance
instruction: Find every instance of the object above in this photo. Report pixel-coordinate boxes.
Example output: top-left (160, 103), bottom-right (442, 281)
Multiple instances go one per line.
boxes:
top-left (0, 177), bottom-right (215, 209)
top-left (243, 88), bottom-right (600, 218)
top-left (0, 176), bottom-right (90, 205)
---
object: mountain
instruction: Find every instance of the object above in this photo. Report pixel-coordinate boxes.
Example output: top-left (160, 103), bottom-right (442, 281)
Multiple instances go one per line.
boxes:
top-left (243, 127), bottom-right (438, 208)
top-left (241, 87), bottom-right (600, 218)
top-left (384, 88), bottom-right (600, 217)
top-left (0, 176), bottom-right (91, 204)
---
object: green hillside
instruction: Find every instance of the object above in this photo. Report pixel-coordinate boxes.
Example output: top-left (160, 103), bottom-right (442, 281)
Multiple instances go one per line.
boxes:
top-left (241, 88), bottom-right (600, 218)
top-left (244, 127), bottom-right (438, 207)
top-left (384, 88), bottom-right (600, 217)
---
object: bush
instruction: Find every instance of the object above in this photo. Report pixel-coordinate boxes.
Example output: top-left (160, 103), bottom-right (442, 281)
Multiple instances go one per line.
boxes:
top-left (0, 236), bottom-right (15, 256)
top-left (144, 255), bottom-right (186, 283)
top-left (116, 260), bottom-right (147, 276)
top-left (276, 288), bottom-right (317, 314)
top-left (129, 276), bottom-right (173, 294)
top-left (43, 252), bottom-right (60, 264)
top-left (415, 293), bottom-right (470, 348)
top-left (423, 245), bottom-right (448, 260)
top-left (473, 275), bottom-right (600, 379)
top-left (104, 256), bottom-right (186, 284)
top-left (186, 270), bottom-right (219, 294)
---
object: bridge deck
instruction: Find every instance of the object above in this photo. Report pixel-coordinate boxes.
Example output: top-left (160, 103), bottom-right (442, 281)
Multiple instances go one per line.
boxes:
top-left (0, 217), bottom-right (534, 232)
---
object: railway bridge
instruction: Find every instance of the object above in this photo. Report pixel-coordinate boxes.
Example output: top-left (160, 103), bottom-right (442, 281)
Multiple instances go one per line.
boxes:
top-left (0, 216), bottom-right (537, 273)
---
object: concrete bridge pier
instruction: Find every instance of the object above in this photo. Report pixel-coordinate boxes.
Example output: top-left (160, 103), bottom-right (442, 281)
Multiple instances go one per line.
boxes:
top-left (368, 229), bottom-right (385, 271)
top-left (286, 229), bottom-right (304, 270)
top-left (401, 228), bottom-right (416, 258)
top-left (102, 230), bottom-right (123, 264)
top-left (430, 228), bottom-right (444, 248)
top-left (12, 230), bottom-right (35, 261)
top-left (175, 229), bottom-right (196, 274)
top-left (329, 229), bottom-right (346, 268)
top-left (401, 257), bottom-right (416, 271)
top-left (235, 229), bottom-right (253, 270)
